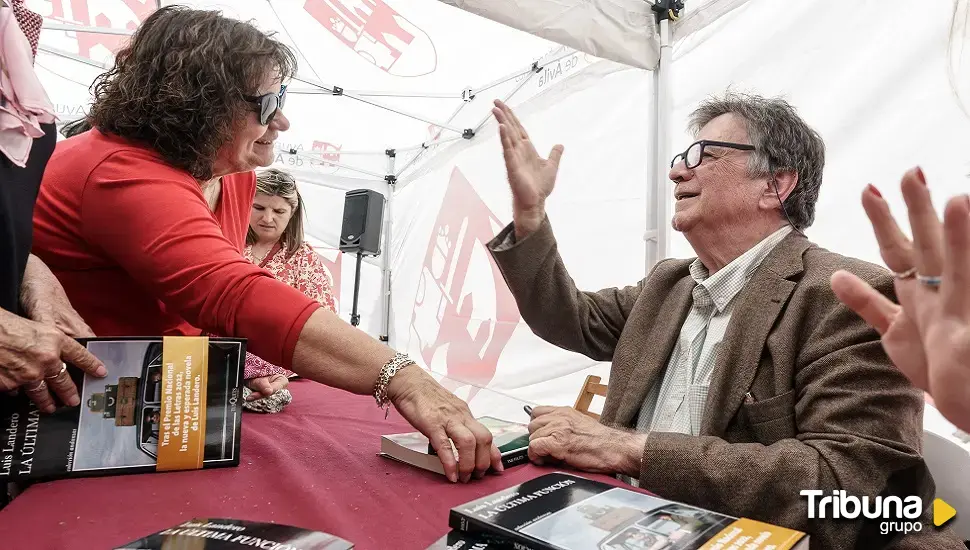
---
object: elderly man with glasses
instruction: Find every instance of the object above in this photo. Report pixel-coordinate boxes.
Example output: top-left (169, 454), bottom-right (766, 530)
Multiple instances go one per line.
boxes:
top-left (485, 93), bottom-right (964, 549)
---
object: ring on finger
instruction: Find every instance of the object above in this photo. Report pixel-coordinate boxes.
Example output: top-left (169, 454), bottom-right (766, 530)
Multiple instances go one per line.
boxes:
top-left (24, 380), bottom-right (48, 393)
top-left (893, 267), bottom-right (917, 280)
top-left (917, 274), bottom-right (942, 289)
top-left (46, 363), bottom-right (67, 380)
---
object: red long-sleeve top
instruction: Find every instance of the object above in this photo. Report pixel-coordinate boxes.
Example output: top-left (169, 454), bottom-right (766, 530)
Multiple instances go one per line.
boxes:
top-left (31, 129), bottom-right (320, 368)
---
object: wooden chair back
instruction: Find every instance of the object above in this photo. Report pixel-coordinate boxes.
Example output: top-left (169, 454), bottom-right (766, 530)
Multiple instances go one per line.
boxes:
top-left (573, 375), bottom-right (608, 420)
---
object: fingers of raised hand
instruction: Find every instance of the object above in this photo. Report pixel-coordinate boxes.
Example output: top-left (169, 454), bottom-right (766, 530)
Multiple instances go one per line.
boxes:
top-left (498, 124), bottom-right (520, 164)
top-left (862, 184), bottom-right (915, 273)
top-left (830, 270), bottom-right (901, 334)
top-left (881, 311), bottom-right (931, 392)
top-left (900, 168), bottom-right (945, 279)
top-left (941, 194), bottom-right (970, 316)
top-left (547, 145), bottom-right (564, 170)
top-left (494, 101), bottom-right (542, 164)
top-left (494, 100), bottom-right (529, 140)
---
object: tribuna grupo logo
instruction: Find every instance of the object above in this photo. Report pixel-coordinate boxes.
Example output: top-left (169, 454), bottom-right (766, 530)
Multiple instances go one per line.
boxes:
top-left (801, 490), bottom-right (958, 536)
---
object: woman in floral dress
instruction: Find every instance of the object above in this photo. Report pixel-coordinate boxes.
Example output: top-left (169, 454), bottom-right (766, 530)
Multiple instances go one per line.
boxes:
top-left (243, 168), bottom-right (337, 412)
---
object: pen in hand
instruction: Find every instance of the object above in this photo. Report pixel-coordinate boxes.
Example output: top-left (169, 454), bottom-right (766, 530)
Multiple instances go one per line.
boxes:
top-left (524, 405), bottom-right (533, 417)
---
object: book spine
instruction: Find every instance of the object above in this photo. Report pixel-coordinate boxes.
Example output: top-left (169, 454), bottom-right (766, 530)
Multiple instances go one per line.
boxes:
top-left (500, 447), bottom-right (529, 469)
top-left (448, 510), bottom-right (556, 550)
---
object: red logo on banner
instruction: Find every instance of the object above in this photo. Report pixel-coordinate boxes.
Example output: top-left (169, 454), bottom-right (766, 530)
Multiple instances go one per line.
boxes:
top-left (310, 141), bottom-right (342, 171)
top-left (44, 0), bottom-right (158, 60)
top-left (427, 123), bottom-right (445, 143)
top-left (409, 168), bottom-right (520, 398)
top-left (303, 0), bottom-right (436, 77)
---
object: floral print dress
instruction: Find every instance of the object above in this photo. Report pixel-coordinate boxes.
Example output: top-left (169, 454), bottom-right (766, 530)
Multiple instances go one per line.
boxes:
top-left (242, 240), bottom-right (337, 379)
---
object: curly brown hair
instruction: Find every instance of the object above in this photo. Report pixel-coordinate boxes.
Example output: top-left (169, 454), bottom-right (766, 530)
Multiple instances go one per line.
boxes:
top-left (88, 6), bottom-right (297, 181)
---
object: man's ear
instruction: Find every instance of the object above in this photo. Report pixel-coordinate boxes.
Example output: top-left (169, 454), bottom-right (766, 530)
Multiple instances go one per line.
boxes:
top-left (760, 169), bottom-right (798, 209)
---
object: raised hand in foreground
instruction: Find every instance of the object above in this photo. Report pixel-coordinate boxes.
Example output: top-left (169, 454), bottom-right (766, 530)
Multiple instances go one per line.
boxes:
top-left (831, 167), bottom-right (970, 432)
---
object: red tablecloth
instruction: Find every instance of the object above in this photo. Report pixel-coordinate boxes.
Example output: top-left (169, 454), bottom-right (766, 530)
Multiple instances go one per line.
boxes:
top-left (0, 379), bottom-right (637, 549)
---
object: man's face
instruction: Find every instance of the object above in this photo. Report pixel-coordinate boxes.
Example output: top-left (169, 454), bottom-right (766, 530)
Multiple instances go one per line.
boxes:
top-left (668, 113), bottom-right (764, 235)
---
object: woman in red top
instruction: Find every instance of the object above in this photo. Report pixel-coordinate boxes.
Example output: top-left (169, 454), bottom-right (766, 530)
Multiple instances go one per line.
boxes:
top-left (31, 6), bottom-right (500, 483)
top-left (242, 168), bottom-right (337, 413)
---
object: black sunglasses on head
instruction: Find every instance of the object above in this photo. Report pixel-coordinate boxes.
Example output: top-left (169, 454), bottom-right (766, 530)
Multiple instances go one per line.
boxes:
top-left (671, 139), bottom-right (755, 169)
top-left (245, 84), bottom-right (287, 126)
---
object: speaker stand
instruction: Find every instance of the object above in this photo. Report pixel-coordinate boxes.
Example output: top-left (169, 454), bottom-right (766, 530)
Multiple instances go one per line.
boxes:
top-left (350, 252), bottom-right (364, 327)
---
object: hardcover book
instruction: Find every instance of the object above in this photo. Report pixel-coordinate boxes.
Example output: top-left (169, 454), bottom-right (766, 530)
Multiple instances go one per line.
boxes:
top-left (380, 416), bottom-right (529, 476)
top-left (115, 517), bottom-right (353, 549)
top-left (0, 336), bottom-right (245, 481)
top-left (449, 472), bottom-right (809, 550)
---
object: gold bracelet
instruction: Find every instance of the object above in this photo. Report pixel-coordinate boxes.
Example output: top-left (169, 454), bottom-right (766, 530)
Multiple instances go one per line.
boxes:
top-left (373, 353), bottom-right (416, 416)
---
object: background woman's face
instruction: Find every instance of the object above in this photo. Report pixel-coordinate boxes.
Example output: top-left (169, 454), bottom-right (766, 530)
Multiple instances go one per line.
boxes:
top-left (250, 193), bottom-right (294, 244)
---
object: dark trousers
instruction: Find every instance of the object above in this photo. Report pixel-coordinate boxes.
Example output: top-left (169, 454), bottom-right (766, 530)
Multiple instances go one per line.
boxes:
top-left (0, 123), bottom-right (56, 315)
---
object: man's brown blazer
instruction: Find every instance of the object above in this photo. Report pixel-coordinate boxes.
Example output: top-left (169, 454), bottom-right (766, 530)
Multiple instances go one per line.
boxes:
top-left (488, 216), bottom-right (964, 549)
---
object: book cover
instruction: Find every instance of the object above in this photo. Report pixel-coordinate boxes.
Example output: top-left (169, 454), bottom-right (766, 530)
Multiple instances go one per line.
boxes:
top-left (380, 416), bottom-right (529, 476)
top-left (449, 472), bottom-right (809, 550)
top-left (115, 517), bottom-right (354, 549)
top-left (0, 336), bottom-right (244, 481)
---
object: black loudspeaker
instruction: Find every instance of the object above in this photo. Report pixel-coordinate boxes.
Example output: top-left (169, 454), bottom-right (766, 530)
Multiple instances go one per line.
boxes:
top-left (339, 189), bottom-right (385, 256)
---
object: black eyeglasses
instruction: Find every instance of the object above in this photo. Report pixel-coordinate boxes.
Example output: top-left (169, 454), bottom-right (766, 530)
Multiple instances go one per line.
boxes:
top-left (245, 84), bottom-right (287, 126)
top-left (670, 139), bottom-right (755, 169)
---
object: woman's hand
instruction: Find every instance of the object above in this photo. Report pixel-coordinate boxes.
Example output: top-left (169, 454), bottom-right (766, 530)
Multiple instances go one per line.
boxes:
top-left (831, 167), bottom-right (970, 432)
top-left (245, 374), bottom-right (289, 400)
top-left (386, 365), bottom-right (503, 483)
top-left (0, 308), bottom-right (107, 413)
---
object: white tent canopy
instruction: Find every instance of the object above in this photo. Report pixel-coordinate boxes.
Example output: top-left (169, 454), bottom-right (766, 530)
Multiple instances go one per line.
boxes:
top-left (439, 0), bottom-right (751, 70)
top-left (25, 0), bottom-right (970, 419)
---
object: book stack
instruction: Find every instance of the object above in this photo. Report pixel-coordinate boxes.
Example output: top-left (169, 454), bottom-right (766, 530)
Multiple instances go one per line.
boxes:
top-left (379, 416), bottom-right (530, 476)
top-left (428, 472), bottom-right (809, 550)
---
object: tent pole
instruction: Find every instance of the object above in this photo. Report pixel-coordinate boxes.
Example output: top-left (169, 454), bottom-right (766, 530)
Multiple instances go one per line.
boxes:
top-left (380, 150), bottom-right (396, 345)
top-left (647, 16), bottom-right (673, 275)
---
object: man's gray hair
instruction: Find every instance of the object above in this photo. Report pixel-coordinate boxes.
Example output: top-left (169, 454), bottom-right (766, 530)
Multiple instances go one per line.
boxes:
top-left (687, 92), bottom-right (825, 230)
